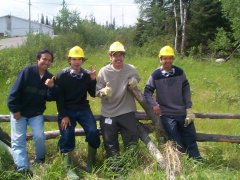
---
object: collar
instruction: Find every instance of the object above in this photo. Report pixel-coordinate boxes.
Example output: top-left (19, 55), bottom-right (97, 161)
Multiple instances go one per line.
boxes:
top-left (159, 66), bottom-right (175, 77)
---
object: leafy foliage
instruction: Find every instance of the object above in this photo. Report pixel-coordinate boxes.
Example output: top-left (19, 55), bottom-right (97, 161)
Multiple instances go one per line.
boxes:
top-left (221, 0), bottom-right (240, 43)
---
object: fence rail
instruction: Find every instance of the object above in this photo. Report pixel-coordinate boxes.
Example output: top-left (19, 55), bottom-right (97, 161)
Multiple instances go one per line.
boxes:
top-left (1, 111), bottom-right (240, 122)
top-left (1, 111), bottom-right (240, 144)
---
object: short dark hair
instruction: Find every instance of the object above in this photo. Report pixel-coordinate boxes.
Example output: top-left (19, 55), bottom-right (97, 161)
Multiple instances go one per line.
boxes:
top-left (36, 49), bottom-right (54, 62)
top-left (67, 57), bottom-right (87, 65)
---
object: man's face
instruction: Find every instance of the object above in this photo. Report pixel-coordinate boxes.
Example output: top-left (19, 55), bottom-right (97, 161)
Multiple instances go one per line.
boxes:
top-left (161, 56), bottom-right (174, 70)
top-left (37, 53), bottom-right (52, 72)
top-left (70, 57), bottom-right (83, 71)
top-left (110, 52), bottom-right (124, 70)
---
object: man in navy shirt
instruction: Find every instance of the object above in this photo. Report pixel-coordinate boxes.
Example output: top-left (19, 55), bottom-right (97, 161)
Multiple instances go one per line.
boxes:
top-left (144, 46), bottom-right (202, 162)
top-left (7, 49), bottom-right (57, 175)
top-left (56, 46), bottom-right (100, 176)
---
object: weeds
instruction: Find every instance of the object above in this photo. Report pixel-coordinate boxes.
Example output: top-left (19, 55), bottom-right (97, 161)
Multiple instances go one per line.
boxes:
top-left (0, 35), bottom-right (240, 179)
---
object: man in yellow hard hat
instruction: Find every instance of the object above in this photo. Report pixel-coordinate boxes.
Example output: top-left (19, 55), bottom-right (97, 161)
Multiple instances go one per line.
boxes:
top-left (56, 46), bottom-right (100, 177)
top-left (96, 41), bottom-right (140, 160)
top-left (144, 45), bottom-right (202, 162)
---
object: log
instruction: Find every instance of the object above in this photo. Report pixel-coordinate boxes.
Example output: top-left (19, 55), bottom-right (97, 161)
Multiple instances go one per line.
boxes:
top-left (194, 113), bottom-right (240, 119)
top-left (127, 85), bottom-right (167, 138)
top-left (0, 127), bottom-right (11, 147)
top-left (0, 140), bottom-right (12, 156)
top-left (22, 127), bottom-right (240, 144)
top-left (1, 112), bottom-right (240, 123)
top-left (26, 128), bottom-right (90, 140)
top-left (138, 122), bottom-right (166, 169)
top-left (196, 133), bottom-right (240, 143)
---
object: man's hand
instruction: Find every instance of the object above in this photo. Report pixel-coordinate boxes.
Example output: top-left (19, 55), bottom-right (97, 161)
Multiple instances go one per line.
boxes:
top-left (100, 82), bottom-right (112, 97)
top-left (61, 117), bottom-right (71, 130)
top-left (184, 108), bottom-right (196, 127)
top-left (45, 76), bottom-right (55, 88)
top-left (153, 105), bottom-right (162, 116)
top-left (128, 77), bottom-right (138, 90)
top-left (90, 65), bottom-right (96, 80)
top-left (14, 112), bottom-right (21, 120)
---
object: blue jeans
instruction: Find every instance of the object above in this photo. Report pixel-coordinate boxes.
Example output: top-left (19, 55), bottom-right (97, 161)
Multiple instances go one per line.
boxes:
top-left (11, 113), bottom-right (46, 171)
top-left (161, 115), bottom-right (202, 160)
top-left (58, 108), bottom-right (100, 153)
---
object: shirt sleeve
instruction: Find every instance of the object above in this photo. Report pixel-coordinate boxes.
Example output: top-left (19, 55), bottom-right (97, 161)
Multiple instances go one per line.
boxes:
top-left (46, 80), bottom-right (58, 101)
top-left (144, 75), bottom-right (158, 108)
top-left (56, 74), bottom-right (67, 119)
top-left (7, 70), bottom-right (25, 113)
top-left (182, 72), bottom-right (192, 108)
top-left (88, 79), bottom-right (97, 97)
top-left (96, 68), bottom-right (108, 99)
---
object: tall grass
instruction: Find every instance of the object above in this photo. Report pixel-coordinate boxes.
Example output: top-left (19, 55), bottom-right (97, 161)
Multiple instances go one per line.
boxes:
top-left (0, 34), bottom-right (240, 179)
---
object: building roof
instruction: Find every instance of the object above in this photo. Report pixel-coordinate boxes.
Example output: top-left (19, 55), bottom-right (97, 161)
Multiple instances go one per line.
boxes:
top-left (0, 15), bottom-right (53, 29)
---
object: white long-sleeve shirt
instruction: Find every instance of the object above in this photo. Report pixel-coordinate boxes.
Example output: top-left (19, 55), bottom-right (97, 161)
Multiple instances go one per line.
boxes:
top-left (96, 63), bottom-right (140, 117)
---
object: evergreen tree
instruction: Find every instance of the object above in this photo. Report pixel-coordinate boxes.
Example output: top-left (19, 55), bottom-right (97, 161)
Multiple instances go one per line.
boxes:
top-left (41, 14), bottom-right (44, 24)
top-left (186, 0), bottom-right (230, 52)
top-left (46, 16), bottom-right (49, 25)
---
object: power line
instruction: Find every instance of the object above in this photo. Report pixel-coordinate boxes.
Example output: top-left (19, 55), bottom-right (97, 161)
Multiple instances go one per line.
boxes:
top-left (32, 2), bottom-right (138, 6)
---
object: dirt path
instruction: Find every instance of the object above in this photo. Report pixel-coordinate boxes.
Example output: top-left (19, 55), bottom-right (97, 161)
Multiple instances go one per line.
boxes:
top-left (0, 36), bottom-right (27, 50)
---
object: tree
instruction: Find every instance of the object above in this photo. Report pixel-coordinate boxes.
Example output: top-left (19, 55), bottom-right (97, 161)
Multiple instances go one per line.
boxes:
top-left (186, 0), bottom-right (229, 53)
top-left (134, 0), bottom-right (173, 46)
top-left (41, 14), bottom-right (44, 24)
top-left (221, 0), bottom-right (240, 43)
top-left (46, 16), bottom-right (49, 26)
top-left (53, 0), bottom-right (80, 34)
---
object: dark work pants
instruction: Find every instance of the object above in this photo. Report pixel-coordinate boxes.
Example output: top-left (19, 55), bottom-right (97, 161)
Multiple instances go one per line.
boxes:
top-left (161, 115), bottom-right (202, 160)
top-left (100, 112), bottom-right (139, 158)
top-left (58, 108), bottom-right (100, 153)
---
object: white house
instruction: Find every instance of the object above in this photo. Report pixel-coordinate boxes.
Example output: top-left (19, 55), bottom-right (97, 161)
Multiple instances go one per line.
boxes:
top-left (0, 15), bottom-right (54, 36)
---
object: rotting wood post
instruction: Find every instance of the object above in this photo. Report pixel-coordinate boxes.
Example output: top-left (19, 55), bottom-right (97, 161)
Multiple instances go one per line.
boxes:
top-left (127, 85), bottom-right (167, 139)
top-left (196, 133), bottom-right (240, 143)
top-left (0, 127), bottom-right (11, 147)
top-left (138, 122), bottom-right (166, 170)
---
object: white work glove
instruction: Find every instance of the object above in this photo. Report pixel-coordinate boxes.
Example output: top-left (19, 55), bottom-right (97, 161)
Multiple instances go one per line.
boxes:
top-left (184, 108), bottom-right (196, 127)
top-left (128, 77), bottom-right (138, 90)
top-left (100, 82), bottom-right (112, 97)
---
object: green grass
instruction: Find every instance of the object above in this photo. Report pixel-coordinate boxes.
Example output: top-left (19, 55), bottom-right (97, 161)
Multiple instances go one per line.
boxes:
top-left (0, 47), bottom-right (240, 179)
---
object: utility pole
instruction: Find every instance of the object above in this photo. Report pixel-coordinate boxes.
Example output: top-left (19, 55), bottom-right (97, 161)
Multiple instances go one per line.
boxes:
top-left (29, 0), bottom-right (31, 33)
top-left (122, 7), bottom-right (124, 27)
top-left (110, 4), bottom-right (112, 25)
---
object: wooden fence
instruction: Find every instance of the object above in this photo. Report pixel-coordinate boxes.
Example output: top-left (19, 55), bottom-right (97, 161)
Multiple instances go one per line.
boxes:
top-left (1, 110), bottom-right (240, 143)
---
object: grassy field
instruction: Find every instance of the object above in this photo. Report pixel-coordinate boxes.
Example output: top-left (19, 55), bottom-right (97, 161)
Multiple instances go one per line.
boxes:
top-left (0, 47), bottom-right (240, 179)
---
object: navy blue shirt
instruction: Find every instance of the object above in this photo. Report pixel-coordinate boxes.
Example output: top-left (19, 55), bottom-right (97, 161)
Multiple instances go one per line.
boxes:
top-left (56, 67), bottom-right (96, 119)
top-left (7, 64), bottom-right (57, 118)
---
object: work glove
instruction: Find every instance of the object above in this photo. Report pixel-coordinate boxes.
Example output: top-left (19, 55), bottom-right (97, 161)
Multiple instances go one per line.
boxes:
top-left (100, 82), bottom-right (112, 97)
top-left (184, 108), bottom-right (196, 127)
top-left (128, 77), bottom-right (138, 90)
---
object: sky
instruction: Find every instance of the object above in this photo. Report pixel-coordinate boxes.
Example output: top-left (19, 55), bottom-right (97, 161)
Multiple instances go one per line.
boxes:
top-left (0, 0), bottom-right (140, 27)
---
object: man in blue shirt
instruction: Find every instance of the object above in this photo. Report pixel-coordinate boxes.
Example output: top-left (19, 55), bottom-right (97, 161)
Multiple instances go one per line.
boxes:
top-left (7, 49), bottom-right (57, 175)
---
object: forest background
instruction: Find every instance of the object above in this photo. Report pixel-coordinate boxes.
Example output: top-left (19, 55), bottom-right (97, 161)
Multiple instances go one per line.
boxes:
top-left (0, 0), bottom-right (240, 179)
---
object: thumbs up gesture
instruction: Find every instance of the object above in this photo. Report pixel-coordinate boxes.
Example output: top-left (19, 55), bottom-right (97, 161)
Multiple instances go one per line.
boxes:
top-left (100, 82), bottom-right (112, 97)
top-left (45, 76), bottom-right (55, 88)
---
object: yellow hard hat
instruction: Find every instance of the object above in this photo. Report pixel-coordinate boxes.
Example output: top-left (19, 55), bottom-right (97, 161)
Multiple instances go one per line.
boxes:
top-left (159, 45), bottom-right (175, 57)
top-left (109, 41), bottom-right (125, 54)
top-left (68, 46), bottom-right (85, 58)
